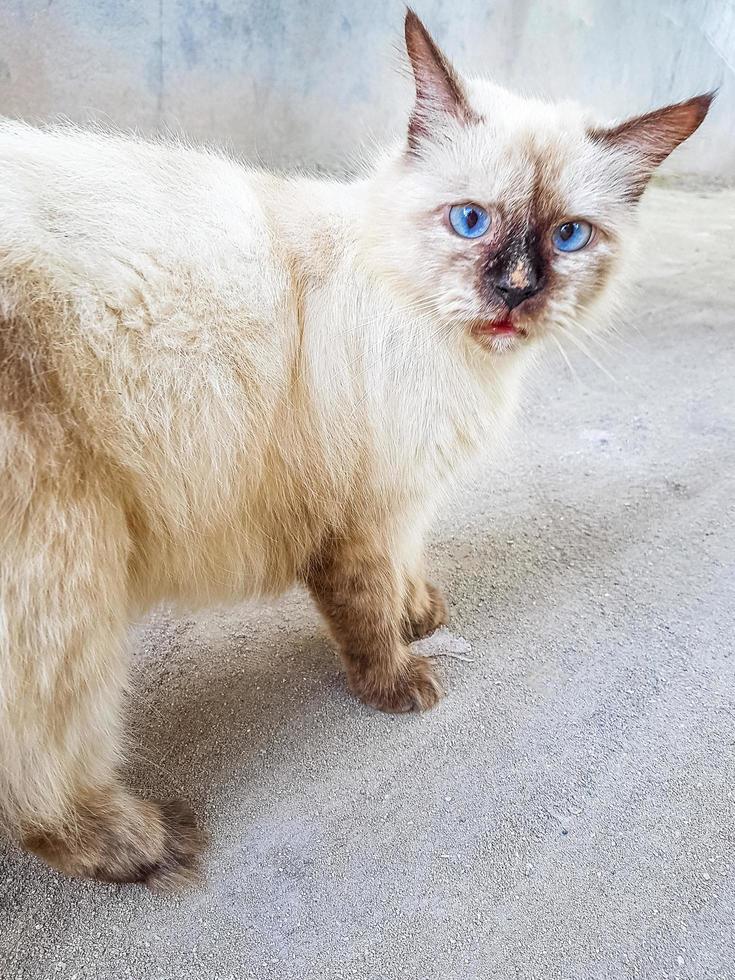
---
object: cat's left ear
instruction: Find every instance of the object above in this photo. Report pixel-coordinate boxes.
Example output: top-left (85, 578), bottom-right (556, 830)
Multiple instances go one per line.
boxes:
top-left (404, 9), bottom-right (478, 153)
top-left (590, 93), bottom-right (715, 199)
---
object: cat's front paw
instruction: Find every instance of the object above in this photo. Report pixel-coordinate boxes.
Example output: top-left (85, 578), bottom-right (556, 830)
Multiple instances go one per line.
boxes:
top-left (349, 655), bottom-right (444, 713)
top-left (404, 581), bottom-right (449, 642)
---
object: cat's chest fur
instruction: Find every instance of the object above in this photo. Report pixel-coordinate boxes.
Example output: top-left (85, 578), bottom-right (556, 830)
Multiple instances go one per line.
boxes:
top-left (297, 274), bottom-right (520, 490)
top-left (270, 175), bottom-right (526, 494)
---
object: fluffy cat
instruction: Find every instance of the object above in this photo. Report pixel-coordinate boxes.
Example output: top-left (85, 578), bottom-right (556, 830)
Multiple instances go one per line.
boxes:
top-left (0, 11), bottom-right (711, 888)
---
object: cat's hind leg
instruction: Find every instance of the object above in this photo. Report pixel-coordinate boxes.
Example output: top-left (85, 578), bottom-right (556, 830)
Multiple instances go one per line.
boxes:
top-left (305, 533), bottom-right (444, 713)
top-left (0, 480), bottom-right (204, 890)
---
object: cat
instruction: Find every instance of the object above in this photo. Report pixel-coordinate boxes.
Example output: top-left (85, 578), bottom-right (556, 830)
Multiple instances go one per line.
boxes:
top-left (0, 10), bottom-right (711, 890)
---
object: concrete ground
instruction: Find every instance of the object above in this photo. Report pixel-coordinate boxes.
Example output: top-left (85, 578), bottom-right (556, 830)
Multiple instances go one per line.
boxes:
top-left (1, 184), bottom-right (734, 980)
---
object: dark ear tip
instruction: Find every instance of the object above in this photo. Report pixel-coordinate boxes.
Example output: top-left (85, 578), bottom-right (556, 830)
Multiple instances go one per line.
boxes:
top-left (693, 89), bottom-right (717, 109)
top-left (404, 7), bottom-right (425, 44)
top-left (698, 89), bottom-right (717, 115)
top-left (687, 91), bottom-right (716, 130)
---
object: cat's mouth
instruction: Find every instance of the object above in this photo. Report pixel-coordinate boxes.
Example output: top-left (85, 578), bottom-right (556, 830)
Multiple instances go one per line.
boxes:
top-left (475, 317), bottom-right (520, 336)
top-left (470, 317), bottom-right (528, 349)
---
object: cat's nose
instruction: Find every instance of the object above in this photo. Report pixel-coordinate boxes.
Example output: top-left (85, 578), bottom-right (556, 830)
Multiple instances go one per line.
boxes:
top-left (487, 237), bottom-right (544, 310)
top-left (493, 276), bottom-right (541, 311)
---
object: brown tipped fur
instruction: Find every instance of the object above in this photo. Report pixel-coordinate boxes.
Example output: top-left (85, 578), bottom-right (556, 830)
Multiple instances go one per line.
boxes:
top-left (305, 534), bottom-right (445, 713)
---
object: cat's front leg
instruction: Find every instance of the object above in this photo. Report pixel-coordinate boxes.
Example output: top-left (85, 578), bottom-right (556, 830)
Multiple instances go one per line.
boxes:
top-left (402, 574), bottom-right (449, 642)
top-left (305, 536), bottom-right (443, 713)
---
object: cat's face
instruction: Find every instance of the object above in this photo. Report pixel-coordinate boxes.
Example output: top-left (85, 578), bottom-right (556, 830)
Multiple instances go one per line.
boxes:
top-left (369, 12), bottom-right (712, 355)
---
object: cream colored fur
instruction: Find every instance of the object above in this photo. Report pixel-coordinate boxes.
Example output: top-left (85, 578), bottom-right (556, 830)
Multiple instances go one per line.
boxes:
top-left (0, 120), bottom-right (520, 821)
top-left (0, 11), bottom-right (710, 883)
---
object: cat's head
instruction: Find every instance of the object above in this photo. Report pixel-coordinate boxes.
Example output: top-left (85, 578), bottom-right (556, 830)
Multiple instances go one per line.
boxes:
top-left (364, 10), bottom-right (712, 355)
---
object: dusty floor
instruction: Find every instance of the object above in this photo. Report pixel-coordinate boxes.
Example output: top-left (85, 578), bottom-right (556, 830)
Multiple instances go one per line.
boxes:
top-left (1, 185), bottom-right (734, 980)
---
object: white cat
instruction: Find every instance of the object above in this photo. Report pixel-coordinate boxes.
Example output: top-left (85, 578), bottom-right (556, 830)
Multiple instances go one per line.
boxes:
top-left (0, 10), bottom-right (711, 888)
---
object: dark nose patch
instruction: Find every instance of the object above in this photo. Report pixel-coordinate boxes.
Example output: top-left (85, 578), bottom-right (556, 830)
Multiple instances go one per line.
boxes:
top-left (494, 273), bottom-right (539, 310)
top-left (486, 233), bottom-right (544, 311)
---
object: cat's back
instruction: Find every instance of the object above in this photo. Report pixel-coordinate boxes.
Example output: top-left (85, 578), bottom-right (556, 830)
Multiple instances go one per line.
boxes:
top-left (0, 122), bottom-right (292, 422)
top-left (0, 120), bottom-right (274, 288)
top-left (0, 123), bottom-right (296, 527)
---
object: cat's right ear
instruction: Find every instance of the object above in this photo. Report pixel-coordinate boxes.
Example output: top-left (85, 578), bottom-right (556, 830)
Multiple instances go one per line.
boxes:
top-left (589, 93), bottom-right (714, 200)
top-left (404, 9), bottom-right (478, 153)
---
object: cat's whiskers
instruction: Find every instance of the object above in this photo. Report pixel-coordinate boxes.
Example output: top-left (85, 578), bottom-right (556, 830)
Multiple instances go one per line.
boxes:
top-left (549, 333), bottom-right (583, 386)
top-left (554, 321), bottom-right (620, 385)
top-left (571, 311), bottom-right (623, 358)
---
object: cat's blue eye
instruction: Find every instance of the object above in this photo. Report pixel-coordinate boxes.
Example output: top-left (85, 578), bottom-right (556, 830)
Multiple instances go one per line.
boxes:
top-left (449, 203), bottom-right (491, 239)
top-left (553, 220), bottom-right (593, 252)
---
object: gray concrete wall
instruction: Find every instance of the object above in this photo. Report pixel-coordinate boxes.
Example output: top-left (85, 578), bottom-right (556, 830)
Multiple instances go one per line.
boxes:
top-left (0, 1), bottom-right (733, 177)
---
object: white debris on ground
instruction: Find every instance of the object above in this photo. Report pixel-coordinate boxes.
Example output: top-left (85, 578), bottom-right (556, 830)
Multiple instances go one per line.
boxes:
top-left (412, 627), bottom-right (474, 662)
